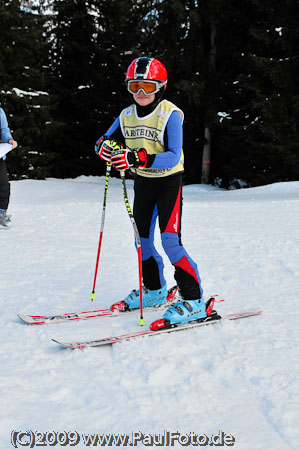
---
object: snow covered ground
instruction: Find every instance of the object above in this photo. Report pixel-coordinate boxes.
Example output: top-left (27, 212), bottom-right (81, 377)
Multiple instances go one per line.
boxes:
top-left (1, 176), bottom-right (298, 450)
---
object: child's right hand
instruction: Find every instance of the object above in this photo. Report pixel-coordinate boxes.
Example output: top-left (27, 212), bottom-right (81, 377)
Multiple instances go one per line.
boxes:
top-left (95, 136), bottom-right (123, 163)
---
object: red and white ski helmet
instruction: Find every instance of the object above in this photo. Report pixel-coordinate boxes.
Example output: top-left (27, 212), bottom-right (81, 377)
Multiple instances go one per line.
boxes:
top-left (125, 57), bottom-right (167, 85)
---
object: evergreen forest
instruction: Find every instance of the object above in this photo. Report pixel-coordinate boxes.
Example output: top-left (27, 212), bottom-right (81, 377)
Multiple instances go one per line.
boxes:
top-left (1, 0), bottom-right (299, 187)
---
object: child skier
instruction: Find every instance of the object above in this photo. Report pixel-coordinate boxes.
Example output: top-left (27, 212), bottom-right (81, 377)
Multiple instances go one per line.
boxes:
top-left (0, 107), bottom-right (18, 228)
top-left (95, 56), bottom-right (207, 327)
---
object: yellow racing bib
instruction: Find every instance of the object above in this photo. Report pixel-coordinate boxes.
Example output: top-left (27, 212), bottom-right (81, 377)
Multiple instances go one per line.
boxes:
top-left (120, 99), bottom-right (184, 178)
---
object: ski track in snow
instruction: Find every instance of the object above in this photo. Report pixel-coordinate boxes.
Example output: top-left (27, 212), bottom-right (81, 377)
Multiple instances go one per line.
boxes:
top-left (1, 176), bottom-right (299, 450)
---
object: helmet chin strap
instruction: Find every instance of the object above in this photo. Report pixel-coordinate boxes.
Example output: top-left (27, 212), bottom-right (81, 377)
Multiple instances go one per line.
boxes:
top-left (133, 87), bottom-right (166, 117)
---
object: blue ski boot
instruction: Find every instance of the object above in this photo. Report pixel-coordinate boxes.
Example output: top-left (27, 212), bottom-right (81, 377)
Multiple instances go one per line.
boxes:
top-left (164, 298), bottom-right (207, 324)
top-left (110, 285), bottom-right (168, 312)
top-left (151, 298), bottom-right (208, 330)
top-left (0, 209), bottom-right (11, 228)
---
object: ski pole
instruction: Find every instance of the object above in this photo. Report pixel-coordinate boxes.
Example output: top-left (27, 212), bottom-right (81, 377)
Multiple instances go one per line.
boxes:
top-left (90, 163), bottom-right (112, 301)
top-left (120, 171), bottom-right (145, 326)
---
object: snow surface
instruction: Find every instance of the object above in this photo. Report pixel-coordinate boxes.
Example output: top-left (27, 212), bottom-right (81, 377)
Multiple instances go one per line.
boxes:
top-left (1, 176), bottom-right (299, 449)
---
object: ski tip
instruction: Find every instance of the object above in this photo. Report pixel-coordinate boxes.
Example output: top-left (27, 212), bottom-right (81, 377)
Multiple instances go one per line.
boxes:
top-left (17, 313), bottom-right (45, 325)
top-left (17, 313), bottom-right (32, 324)
top-left (52, 338), bottom-right (69, 346)
top-left (52, 339), bottom-right (87, 349)
top-left (52, 339), bottom-right (72, 349)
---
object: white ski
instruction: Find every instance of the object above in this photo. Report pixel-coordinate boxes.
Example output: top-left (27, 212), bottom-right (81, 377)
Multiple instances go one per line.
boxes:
top-left (17, 286), bottom-right (179, 325)
top-left (52, 310), bottom-right (262, 349)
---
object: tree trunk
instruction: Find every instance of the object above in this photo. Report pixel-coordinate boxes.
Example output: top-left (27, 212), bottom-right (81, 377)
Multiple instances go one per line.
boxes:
top-left (201, 19), bottom-right (217, 184)
top-left (201, 126), bottom-right (211, 184)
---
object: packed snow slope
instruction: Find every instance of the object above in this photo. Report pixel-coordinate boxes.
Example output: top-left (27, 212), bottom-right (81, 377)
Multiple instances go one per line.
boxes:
top-left (1, 176), bottom-right (298, 450)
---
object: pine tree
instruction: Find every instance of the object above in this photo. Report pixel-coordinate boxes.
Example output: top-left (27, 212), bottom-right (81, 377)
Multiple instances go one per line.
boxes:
top-left (47, 0), bottom-right (98, 177)
top-left (129, 0), bottom-right (207, 184)
top-left (92, 0), bottom-right (143, 136)
top-left (210, 0), bottom-right (299, 186)
top-left (0, 0), bottom-right (53, 179)
top-left (48, 0), bottom-right (142, 178)
top-left (2, 0), bottom-right (298, 185)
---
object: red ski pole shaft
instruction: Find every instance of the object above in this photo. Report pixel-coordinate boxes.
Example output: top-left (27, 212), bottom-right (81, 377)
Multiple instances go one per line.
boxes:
top-left (120, 172), bottom-right (145, 326)
top-left (90, 163), bottom-right (111, 301)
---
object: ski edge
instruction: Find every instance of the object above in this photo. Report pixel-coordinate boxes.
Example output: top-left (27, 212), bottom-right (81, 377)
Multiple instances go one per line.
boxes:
top-left (53, 310), bottom-right (262, 349)
top-left (17, 286), bottom-right (179, 325)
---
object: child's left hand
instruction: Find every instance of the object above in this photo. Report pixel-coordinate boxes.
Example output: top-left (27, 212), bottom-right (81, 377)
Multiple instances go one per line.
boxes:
top-left (111, 148), bottom-right (147, 171)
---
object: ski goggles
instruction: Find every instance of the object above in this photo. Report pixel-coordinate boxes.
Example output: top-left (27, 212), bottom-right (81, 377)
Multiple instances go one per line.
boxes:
top-left (127, 79), bottom-right (167, 95)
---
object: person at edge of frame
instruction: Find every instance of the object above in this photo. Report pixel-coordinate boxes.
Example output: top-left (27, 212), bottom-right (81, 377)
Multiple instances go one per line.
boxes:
top-left (94, 56), bottom-right (212, 328)
top-left (0, 107), bottom-right (18, 228)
